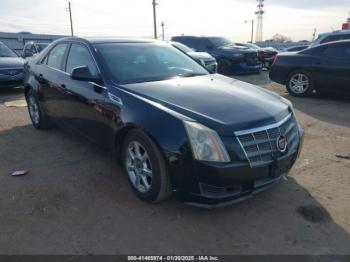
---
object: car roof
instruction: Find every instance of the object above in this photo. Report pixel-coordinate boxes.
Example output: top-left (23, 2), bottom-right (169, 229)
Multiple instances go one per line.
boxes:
top-left (319, 30), bottom-right (350, 37)
top-left (56, 36), bottom-right (161, 44)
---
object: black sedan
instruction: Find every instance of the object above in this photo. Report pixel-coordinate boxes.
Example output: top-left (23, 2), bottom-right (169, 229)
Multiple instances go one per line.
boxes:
top-left (24, 37), bottom-right (304, 207)
top-left (0, 42), bottom-right (25, 89)
top-left (270, 40), bottom-right (350, 97)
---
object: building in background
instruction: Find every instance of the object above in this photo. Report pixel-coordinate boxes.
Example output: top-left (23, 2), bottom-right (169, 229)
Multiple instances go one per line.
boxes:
top-left (0, 32), bottom-right (65, 55)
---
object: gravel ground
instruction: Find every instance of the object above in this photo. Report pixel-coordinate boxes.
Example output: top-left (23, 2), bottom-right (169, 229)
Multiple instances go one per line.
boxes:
top-left (0, 72), bottom-right (349, 255)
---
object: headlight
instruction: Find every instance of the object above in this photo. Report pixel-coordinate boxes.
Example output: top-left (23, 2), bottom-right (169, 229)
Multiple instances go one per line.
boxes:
top-left (183, 121), bottom-right (230, 162)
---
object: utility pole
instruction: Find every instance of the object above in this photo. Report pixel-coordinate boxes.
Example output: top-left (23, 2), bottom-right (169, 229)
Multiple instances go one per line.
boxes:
top-left (68, 2), bottom-right (74, 36)
top-left (152, 0), bottom-right (158, 39)
top-left (245, 20), bottom-right (254, 43)
top-left (161, 21), bottom-right (165, 41)
top-left (312, 28), bottom-right (317, 41)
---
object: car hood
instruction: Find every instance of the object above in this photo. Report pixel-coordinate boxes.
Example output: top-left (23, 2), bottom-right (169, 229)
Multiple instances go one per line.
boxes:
top-left (187, 52), bottom-right (215, 60)
top-left (120, 74), bottom-right (290, 136)
top-left (0, 57), bottom-right (24, 69)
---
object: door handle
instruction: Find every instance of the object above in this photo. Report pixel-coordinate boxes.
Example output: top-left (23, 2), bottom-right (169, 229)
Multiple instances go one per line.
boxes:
top-left (90, 82), bottom-right (107, 93)
top-left (61, 84), bottom-right (67, 90)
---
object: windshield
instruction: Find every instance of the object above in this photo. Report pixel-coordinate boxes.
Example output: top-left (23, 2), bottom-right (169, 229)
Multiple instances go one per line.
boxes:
top-left (171, 42), bottom-right (193, 53)
top-left (208, 37), bottom-right (233, 47)
top-left (0, 43), bottom-right (18, 57)
top-left (95, 43), bottom-right (209, 84)
top-left (37, 43), bottom-right (49, 52)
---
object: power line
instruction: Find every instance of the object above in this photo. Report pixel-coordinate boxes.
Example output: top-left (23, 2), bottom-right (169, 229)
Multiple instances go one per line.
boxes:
top-left (70, 2), bottom-right (118, 17)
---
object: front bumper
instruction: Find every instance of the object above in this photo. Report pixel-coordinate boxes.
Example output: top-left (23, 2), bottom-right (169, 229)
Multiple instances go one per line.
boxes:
top-left (173, 125), bottom-right (304, 208)
top-left (0, 73), bottom-right (24, 88)
top-left (230, 62), bottom-right (262, 75)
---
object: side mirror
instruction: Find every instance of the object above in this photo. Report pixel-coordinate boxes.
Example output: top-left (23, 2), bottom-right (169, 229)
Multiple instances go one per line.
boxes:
top-left (71, 66), bottom-right (101, 83)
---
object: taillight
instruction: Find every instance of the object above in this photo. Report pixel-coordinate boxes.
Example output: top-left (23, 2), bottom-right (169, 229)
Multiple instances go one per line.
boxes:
top-left (272, 55), bottom-right (280, 65)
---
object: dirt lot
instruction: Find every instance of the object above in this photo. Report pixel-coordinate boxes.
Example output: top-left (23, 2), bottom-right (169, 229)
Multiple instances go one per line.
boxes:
top-left (0, 72), bottom-right (349, 255)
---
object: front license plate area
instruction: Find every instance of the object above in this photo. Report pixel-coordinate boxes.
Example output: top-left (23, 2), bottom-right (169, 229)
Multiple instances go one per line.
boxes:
top-left (270, 158), bottom-right (291, 178)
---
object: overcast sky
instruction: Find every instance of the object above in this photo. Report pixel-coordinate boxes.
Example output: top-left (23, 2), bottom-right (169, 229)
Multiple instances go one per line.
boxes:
top-left (0, 0), bottom-right (348, 42)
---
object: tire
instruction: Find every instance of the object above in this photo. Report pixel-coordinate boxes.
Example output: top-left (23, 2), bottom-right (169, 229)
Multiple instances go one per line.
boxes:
top-left (286, 70), bottom-right (314, 97)
top-left (26, 89), bottom-right (52, 130)
top-left (218, 59), bottom-right (232, 75)
top-left (122, 129), bottom-right (172, 203)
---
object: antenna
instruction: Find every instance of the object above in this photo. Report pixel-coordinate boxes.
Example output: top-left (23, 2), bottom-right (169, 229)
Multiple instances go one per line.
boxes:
top-left (255, 0), bottom-right (265, 42)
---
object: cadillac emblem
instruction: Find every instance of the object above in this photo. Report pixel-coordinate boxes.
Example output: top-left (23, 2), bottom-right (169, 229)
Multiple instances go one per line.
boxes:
top-left (277, 135), bottom-right (287, 152)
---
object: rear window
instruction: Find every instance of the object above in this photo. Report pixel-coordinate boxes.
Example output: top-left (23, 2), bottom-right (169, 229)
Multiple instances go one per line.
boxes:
top-left (323, 44), bottom-right (350, 59)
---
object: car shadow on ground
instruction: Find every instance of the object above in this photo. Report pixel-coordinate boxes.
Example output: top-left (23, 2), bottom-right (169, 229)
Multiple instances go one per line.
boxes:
top-left (0, 124), bottom-right (349, 254)
top-left (282, 93), bottom-right (350, 128)
top-left (0, 86), bottom-right (24, 103)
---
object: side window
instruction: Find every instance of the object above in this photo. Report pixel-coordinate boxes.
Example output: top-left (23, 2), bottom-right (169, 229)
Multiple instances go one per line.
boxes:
top-left (47, 44), bottom-right (68, 70)
top-left (66, 44), bottom-right (98, 76)
top-left (196, 38), bottom-right (212, 51)
top-left (321, 35), bottom-right (341, 44)
top-left (30, 45), bottom-right (37, 54)
top-left (24, 44), bottom-right (31, 52)
top-left (178, 37), bottom-right (196, 49)
top-left (323, 44), bottom-right (350, 59)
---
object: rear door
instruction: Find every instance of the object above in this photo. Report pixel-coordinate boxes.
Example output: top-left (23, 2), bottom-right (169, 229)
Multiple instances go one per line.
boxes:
top-left (320, 43), bottom-right (350, 94)
top-left (60, 42), bottom-right (113, 148)
top-left (37, 43), bottom-right (69, 120)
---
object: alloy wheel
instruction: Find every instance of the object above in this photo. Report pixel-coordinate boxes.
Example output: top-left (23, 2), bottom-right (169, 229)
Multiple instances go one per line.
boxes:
top-left (289, 73), bottom-right (310, 94)
top-left (28, 95), bottom-right (40, 125)
top-left (126, 141), bottom-right (153, 193)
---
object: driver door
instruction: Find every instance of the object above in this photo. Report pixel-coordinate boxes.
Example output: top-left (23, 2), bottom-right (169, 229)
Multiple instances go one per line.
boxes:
top-left (60, 43), bottom-right (114, 148)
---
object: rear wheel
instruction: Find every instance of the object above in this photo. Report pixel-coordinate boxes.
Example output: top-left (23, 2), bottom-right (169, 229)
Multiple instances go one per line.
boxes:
top-left (26, 89), bottom-right (52, 130)
top-left (286, 70), bottom-right (314, 97)
top-left (122, 129), bottom-right (171, 203)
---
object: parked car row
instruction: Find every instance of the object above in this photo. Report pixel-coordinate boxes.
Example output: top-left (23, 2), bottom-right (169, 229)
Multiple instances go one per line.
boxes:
top-left (0, 41), bottom-right (49, 89)
top-left (171, 36), bottom-right (263, 74)
top-left (2, 32), bottom-right (349, 207)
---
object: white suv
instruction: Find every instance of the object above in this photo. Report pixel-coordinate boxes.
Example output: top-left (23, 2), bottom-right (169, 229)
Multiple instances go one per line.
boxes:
top-left (310, 30), bottom-right (350, 47)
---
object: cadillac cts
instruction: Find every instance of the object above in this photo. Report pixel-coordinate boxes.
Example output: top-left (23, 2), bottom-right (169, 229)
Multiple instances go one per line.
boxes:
top-left (24, 37), bottom-right (304, 207)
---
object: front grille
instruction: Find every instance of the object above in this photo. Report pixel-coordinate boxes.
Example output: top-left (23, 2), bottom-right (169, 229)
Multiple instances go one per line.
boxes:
top-left (235, 114), bottom-right (299, 167)
top-left (245, 52), bottom-right (259, 65)
top-left (0, 68), bottom-right (23, 76)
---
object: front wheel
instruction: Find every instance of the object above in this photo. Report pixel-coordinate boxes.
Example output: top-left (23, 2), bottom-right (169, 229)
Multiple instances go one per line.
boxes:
top-left (122, 129), bottom-right (172, 203)
top-left (218, 59), bottom-right (232, 75)
top-left (286, 71), bottom-right (314, 97)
